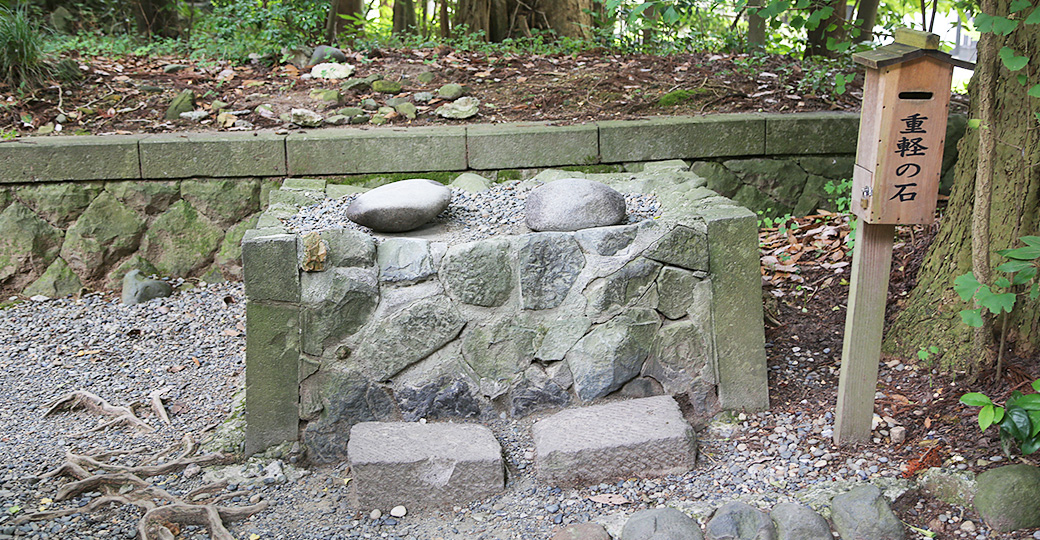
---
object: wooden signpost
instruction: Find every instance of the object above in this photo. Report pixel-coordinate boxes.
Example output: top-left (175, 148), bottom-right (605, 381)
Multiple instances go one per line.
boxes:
top-left (834, 28), bottom-right (974, 445)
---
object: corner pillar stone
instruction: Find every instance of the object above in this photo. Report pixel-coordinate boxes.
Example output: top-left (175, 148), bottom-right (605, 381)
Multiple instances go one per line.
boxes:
top-left (245, 301), bottom-right (301, 455)
top-left (702, 206), bottom-right (769, 410)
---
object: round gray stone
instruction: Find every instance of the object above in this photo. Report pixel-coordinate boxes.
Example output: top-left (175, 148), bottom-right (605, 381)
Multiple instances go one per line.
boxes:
top-left (622, 507), bottom-right (703, 540)
top-left (526, 178), bottom-right (626, 232)
top-left (830, 484), bottom-right (905, 540)
top-left (121, 269), bottom-right (173, 305)
top-left (770, 502), bottom-right (831, 540)
top-left (346, 179), bottom-right (451, 233)
top-left (975, 464), bottom-right (1040, 532)
top-left (706, 501), bottom-right (776, 540)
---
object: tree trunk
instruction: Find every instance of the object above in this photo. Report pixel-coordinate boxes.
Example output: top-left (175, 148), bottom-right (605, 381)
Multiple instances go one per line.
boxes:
top-left (132, 0), bottom-right (179, 38)
top-left (393, 0), bottom-right (418, 34)
top-left (747, 0), bottom-right (767, 48)
top-left (885, 0), bottom-right (1040, 375)
top-left (455, 0), bottom-right (491, 39)
top-left (540, 0), bottom-right (593, 40)
top-left (326, 0), bottom-right (365, 42)
top-left (804, 0), bottom-right (846, 58)
top-left (440, 0), bottom-right (452, 38)
top-left (854, 0), bottom-right (879, 42)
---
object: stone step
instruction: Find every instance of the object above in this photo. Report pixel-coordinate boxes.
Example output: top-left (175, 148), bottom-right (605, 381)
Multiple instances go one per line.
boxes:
top-left (347, 422), bottom-right (504, 509)
top-left (532, 395), bottom-right (696, 487)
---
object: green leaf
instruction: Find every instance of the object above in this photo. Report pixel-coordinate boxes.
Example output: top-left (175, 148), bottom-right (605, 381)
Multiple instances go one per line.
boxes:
top-left (1031, 282), bottom-right (1039, 300)
top-left (661, 6), bottom-right (679, 24)
top-left (1014, 394), bottom-right (1040, 410)
top-left (5, 505), bottom-right (19, 515)
top-left (954, 272), bottom-right (982, 301)
top-left (995, 406), bottom-right (1005, 424)
top-left (1026, 7), bottom-right (1040, 24)
top-left (1019, 73), bottom-right (1030, 86)
top-left (997, 260), bottom-right (1034, 273)
top-left (1011, 0), bottom-right (1032, 13)
top-left (961, 392), bottom-right (994, 407)
top-left (1001, 245), bottom-right (1040, 260)
top-left (1032, 411), bottom-right (1040, 436)
top-left (929, 345), bottom-right (939, 353)
top-left (1006, 407), bottom-right (1032, 441)
top-left (960, 308), bottom-right (984, 327)
top-left (994, 16), bottom-right (1021, 35)
top-left (980, 404), bottom-right (995, 431)
top-left (999, 47), bottom-right (1029, 71)
top-left (995, 276), bottom-right (1012, 288)
top-left (1013, 266), bottom-right (1037, 285)
top-left (967, 118), bottom-right (982, 129)
top-left (978, 290), bottom-right (1016, 314)
top-left (1032, 379), bottom-right (1040, 393)
top-left (1020, 438), bottom-right (1040, 454)
top-left (1022, 236), bottom-right (1040, 247)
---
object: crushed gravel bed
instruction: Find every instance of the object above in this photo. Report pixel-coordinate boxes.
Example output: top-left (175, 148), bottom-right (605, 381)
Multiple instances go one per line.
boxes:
top-left (281, 183), bottom-right (663, 244)
top-left (0, 284), bottom-right (1003, 540)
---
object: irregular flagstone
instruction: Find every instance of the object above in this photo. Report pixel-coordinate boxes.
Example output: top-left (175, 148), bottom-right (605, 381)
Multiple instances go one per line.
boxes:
top-left (300, 368), bottom-right (396, 463)
top-left (396, 377), bottom-right (482, 421)
top-left (461, 316), bottom-right (537, 397)
top-left (574, 224), bottom-right (639, 256)
top-left (60, 191), bottom-right (144, 281)
top-left (347, 179), bottom-right (451, 233)
top-left (348, 422), bottom-right (504, 508)
top-left (622, 508), bottom-right (703, 540)
top-left (518, 232), bottom-right (585, 310)
top-left (300, 267), bottom-right (379, 356)
top-left (644, 222), bottom-right (709, 271)
top-left (15, 182), bottom-right (101, 228)
top-left (655, 266), bottom-right (706, 320)
top-left (533, 396), bottom-right (695, 487)
top-left (583, 258), bottom-right (661, 317)
top-left (142, 199), bottom-right (223, 277)
top-left (526, 178), bottom-right (627, 232)
top-left (440, 238), bottom-right (514, 307)
top-left (180, 178), bottom-right (260, 227)
top-left (120, 269), bottom-right (173, 305)
top-left (377, 238), bottom-right (434, 283)
top-left (974, 464), bottom-right (1040, 532)
top-left (830, 485), bottom-right (905, 540)
top-left (0, 202), bottom-right (63, 289)
top-left (566, 308), bottom-right (660, 402)
top-left (22, 257), bottom-right (82, 299)
top-left (352, 295), bottom-right (465, 381)
top-left (705, 501), bottom-right (776, 540)
top-left (510, 365), bottom-right (570, 417)
top-left (770, 502), bottom-right (831, 540)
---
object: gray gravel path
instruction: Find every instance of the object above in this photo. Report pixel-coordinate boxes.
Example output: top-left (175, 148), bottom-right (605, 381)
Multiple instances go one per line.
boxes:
top-left (0, 284), bottom-right (990, 540)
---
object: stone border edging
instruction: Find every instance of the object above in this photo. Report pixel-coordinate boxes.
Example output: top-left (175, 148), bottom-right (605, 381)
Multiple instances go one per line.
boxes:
top-left (0, 112), bottom-right (860, 183)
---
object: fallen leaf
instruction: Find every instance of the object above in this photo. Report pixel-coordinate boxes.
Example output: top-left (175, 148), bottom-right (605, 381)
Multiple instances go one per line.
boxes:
top-left (588, 494), bottom-right (628, 505)
top-left (167, 365), bottom-right (185, 373)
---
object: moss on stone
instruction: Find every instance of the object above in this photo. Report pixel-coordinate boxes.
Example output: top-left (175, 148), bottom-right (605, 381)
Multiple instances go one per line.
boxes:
top-left (143, 199), bottom-right (223, 277)
top-left (657, 88), bottom-right (710, 108)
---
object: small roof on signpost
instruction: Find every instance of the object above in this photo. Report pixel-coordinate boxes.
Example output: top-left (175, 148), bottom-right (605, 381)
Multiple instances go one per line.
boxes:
top-left (852, 27), bottom-right (976, 71)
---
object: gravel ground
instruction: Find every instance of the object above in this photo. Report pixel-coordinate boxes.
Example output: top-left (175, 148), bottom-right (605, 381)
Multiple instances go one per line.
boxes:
top-left (0, 282), bottom-right (1009, 540)
top-left (281, 183), bottom-right (663, 244)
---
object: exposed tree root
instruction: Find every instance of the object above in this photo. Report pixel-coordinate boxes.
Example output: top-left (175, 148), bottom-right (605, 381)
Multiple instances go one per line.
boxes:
top-left (16, 435), bottom-right (265, 540)
top-left (45, 390), bottom-right (155, 435)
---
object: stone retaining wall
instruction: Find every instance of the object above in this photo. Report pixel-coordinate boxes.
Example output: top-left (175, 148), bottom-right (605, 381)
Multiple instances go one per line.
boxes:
top-left (0, 113), bottom-right (966, 298)
top-left (242, 166), bottom-right (769, 460)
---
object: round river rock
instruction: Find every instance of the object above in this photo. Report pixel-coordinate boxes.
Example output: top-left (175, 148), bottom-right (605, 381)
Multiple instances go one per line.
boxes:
top-left (346, 179), bottom-right (451, 232)
top-left (526, 178), bottom-right (626, 232)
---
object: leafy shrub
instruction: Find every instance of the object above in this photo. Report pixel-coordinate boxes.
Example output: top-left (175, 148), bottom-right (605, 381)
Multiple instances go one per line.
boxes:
top-left (961, 379), bottom-right (1040, 456)
top-left (0, 5), bottom-right (49, 88)
top-left (955, 236), bottom-right (1040, 328)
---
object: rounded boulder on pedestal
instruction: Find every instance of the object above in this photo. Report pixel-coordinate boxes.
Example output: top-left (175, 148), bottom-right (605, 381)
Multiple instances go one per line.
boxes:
top-left (525, 178), bottom-right (626, 232)
top-left (346, 179), bottom-right (451, 233)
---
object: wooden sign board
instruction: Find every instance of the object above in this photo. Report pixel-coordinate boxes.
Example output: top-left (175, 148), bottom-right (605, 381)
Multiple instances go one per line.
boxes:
top-left (852, 55), bottom-right (953, 225)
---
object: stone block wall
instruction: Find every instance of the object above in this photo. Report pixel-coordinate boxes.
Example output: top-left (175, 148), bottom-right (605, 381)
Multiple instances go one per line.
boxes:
top-left (242, 167), bottom-right (769, 460)
top-left (0, 178), bottom-right (270, 297)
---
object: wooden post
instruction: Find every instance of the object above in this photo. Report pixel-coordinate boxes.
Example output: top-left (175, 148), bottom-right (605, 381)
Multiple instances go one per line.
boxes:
top-left (833, 28), bottom-right (971, 445)
top-left (834, 222), bottom-right (895, 443)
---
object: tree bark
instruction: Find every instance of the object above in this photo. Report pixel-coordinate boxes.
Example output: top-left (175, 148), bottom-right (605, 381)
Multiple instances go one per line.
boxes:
top-left (885, 0), bottom-right (1040, 374)
top-left (455, 0), bottom-right (491, 39)
top-left (393, 0), bottom-right (418, 34)
top-left (541, 0), bottom-right (593, 40)
top-left (132, 0), bottom-right (179, 38)
top-left (326, 0), bottom-right (365, 42)
top-left (854, 0), bottom-right (879, 41)
top-left (804, 0), bottom-right (846, 58)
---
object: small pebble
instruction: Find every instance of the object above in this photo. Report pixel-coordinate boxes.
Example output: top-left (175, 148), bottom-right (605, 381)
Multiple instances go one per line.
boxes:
top-left (390, 505), bottom-right (407, 518)
top-left (370, 509), bottom-right (382, 520)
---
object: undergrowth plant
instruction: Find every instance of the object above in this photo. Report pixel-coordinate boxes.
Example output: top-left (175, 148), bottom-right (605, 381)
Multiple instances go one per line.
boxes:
top-left (961, 378), bottom-right (1040, 457)
top-left (0, 4), bottom-right (49, 88)
top-left (954, 236), bottom-right (1040, 328)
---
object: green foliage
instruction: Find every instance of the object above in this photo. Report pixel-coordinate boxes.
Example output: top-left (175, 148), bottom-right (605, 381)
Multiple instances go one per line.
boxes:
top-left (188, 0), bottom-right (328, 61)
top-left (917, 345), bottom-right (940, 361)
top-left (596, 0), bottom-right (745, 53)
top-left (823, 178), bottom-right (852, 214)
top-left (961, 379), bottom-right (1040, 456)
top-left (0, 4), bottom-right (49, 88)
top-left (955, 236), bottom-right (1040, 327)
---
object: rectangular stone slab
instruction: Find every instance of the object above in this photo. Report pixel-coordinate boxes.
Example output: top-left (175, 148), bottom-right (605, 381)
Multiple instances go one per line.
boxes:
top-left (286, 126), bottom-right (466, 175)
top-left (348, 422), bottom-right (504, 509)
top-left (140, 132), bottom-right (287, 178)
top-left (0, 135), bottom-right (142, 183)
top-left (532, 395), bottom-right (696, 487)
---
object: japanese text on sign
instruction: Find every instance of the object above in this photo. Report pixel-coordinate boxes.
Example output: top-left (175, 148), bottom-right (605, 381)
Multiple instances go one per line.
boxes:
top-left (890, 113), bottom-right (928, 202)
